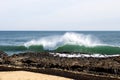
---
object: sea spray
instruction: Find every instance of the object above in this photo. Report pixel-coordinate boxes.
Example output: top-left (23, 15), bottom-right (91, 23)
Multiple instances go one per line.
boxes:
top-left (24, 32), bottom-right (103, 50)
top-left (23, 32), bottom-right (120, 55)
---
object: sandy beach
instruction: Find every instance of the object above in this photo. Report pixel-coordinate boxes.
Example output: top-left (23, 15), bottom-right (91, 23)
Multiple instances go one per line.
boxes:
top-left (0, 71), bottom-right (71, 80)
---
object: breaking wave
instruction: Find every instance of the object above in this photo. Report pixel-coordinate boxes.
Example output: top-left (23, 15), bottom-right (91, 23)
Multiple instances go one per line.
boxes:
top-left (24, 32), bottom-right (103, 50)
top-left (1, 32), bottom-right (120, 55)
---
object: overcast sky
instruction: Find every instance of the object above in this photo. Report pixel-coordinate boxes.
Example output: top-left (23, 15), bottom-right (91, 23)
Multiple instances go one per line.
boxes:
top-left (0, 0), bottom-right (120, 30)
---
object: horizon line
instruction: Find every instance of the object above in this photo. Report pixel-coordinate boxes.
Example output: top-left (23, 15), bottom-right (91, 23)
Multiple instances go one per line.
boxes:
top-left (0, 30), bottom-right (120, 31)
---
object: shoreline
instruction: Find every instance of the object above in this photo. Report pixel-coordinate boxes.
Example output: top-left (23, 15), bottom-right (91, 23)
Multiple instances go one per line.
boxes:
top-left (0, 51), bottom-right (120, 80)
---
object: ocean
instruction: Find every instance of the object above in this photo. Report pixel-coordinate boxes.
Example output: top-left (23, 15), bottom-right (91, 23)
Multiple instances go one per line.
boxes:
top-left (0, 31), bottom-right (120, 56)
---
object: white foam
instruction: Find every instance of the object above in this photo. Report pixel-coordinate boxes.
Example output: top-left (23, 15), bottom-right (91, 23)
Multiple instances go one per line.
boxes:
top-left (24, 32), bottom-right (103, 50)
top-left (49, 53), bottom-right (120, 58)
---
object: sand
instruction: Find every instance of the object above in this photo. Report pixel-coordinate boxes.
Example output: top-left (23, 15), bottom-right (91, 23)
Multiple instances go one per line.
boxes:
top-left (0, 71), bottom-right (72, 80)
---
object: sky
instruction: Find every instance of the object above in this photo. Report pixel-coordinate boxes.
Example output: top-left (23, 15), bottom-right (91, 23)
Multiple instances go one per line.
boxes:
top-left (0, 0), bottom-right (120, 31)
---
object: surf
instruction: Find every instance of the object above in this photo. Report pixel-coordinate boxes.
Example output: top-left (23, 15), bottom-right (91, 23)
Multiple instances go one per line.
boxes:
top-left (22, 32), bottom-right (120, 55)
top-left (24, 32), bottom-right (103, 50)
top-left (1, 32), bottom-right (120, 55)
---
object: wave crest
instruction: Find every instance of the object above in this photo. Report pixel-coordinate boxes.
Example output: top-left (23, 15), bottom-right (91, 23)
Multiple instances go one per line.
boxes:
top-left (24, 32), bottom-right (102, 50)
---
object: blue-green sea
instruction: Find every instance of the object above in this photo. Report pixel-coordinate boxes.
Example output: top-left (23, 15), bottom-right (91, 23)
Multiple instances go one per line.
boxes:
top-left (0, 31), bottom-right (120, 56)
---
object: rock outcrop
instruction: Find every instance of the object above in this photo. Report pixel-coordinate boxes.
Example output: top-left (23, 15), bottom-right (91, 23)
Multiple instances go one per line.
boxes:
top-left (0, 51), bottom-right (120, 79)
top-left (0, 51), bottom-right (8, 64)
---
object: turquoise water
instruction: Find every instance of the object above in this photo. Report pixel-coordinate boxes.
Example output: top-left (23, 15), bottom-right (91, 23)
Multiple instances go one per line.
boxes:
top-left (0, 31), bottom-right (120, 55)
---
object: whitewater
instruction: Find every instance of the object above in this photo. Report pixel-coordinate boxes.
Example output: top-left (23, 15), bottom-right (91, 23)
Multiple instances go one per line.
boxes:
top-left (24, 32), bottom-right (103, 50)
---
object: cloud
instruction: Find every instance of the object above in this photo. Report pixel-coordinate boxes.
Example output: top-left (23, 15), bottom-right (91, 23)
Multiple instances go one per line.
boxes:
top-left (0, 0), bottom-right (120, 30)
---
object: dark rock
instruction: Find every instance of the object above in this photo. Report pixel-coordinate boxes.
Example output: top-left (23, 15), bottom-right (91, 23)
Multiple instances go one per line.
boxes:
top-left (0, 52), bottom-right (120, 79)
top-left (0, 51), bottom-right (8, 64)
top-left (0, 51), bottom-right (8, 58)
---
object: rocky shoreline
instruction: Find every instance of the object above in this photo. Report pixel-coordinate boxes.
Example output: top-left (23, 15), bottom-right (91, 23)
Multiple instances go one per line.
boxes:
top-left (0, 51), bottom-right (120, 80)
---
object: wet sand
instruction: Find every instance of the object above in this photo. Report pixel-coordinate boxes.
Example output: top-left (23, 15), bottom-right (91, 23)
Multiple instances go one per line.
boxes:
top-left (0, 71), bottom-right (71, 80)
